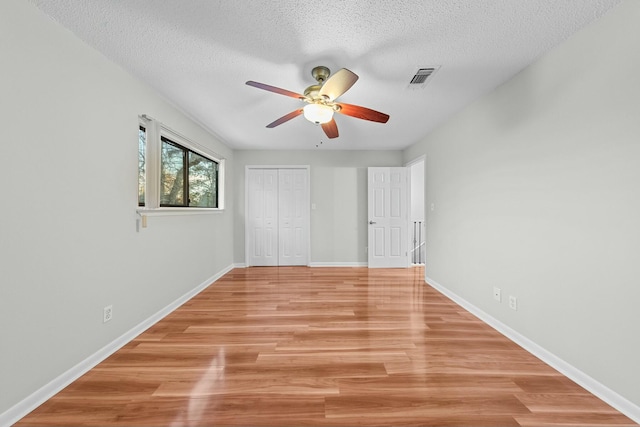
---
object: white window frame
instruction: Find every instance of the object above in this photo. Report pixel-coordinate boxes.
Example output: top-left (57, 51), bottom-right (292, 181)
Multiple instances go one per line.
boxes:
top-left (137, 115), bottom-right (225, 216)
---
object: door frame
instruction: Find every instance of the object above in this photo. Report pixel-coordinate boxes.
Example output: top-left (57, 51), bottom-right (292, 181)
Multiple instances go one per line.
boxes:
top-left (245, 165), bottom-right (311, 267)
top-left (405, 155), bottom-right (426, 265)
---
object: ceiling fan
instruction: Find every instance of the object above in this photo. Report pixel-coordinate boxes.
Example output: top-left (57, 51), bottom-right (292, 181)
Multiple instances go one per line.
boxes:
top-left (246, 66), bottom-right (389, 139)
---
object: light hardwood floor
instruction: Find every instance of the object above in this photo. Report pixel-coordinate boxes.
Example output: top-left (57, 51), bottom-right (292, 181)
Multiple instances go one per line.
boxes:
top-left (17, 267), bottom-right (636, 426)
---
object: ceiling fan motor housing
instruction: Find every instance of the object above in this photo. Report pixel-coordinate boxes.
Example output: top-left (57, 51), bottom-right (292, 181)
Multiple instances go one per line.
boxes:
top-left (304, 84), bottom-right (322, 98)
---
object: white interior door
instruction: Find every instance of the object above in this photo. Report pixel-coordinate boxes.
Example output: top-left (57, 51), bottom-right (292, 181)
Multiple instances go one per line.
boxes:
top-left (246, 167), bottom-right (309, 267)
top-left (368, 167), bottom-right (409, 268)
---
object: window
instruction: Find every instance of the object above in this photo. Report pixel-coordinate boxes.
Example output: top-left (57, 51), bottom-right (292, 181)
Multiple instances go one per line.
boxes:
top-left (137, 115), bottom-right (224, 211)
top-left (160, 136), bottom-right (218, 208)
top-left (138, 126), bottom-right (146, 206)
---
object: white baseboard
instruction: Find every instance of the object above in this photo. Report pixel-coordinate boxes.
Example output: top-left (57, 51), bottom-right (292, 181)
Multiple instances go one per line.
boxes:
top-left (425, 276), bottom-right (640, 424)
top-left (0, 264), bottom-right (235, 427)
top-left (236, 263), bottom-right (367, 268)
top-left (309, 262), bottom-right (368, 267)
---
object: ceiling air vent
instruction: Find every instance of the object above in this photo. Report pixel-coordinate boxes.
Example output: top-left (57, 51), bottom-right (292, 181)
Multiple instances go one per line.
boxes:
top-left (408, 66), bottom-right (439, 90)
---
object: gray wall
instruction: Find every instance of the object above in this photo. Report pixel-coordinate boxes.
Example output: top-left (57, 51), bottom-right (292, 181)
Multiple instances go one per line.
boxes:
top-left (233, 150), bottom-right (403, 265)
top-left (0, 0), bottom-right (234, 415)
top-left (404, 1), bottom-right (640, 408)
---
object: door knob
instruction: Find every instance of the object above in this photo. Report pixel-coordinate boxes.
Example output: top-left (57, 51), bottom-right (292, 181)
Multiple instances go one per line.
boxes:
top-left (369, 220), bottom-right (377, 225)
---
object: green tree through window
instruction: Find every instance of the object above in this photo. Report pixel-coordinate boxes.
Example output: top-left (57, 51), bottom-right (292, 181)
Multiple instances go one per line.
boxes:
top-left (188, 151), bottom-right (217, 207)
top-left (160, 136), bottom-right (218, 208)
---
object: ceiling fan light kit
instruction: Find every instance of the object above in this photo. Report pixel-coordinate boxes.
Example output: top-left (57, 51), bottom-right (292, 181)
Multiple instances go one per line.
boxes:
top-left (246, 66), bottom-right (389, 139)
top-left (303, 103), bottom-right (334, 124)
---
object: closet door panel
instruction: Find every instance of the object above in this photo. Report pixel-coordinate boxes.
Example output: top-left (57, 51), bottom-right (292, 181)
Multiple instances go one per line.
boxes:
top-left (247, 169), bottom-right (278, 266)
top-left (279, 169), bottom-right (308, 265)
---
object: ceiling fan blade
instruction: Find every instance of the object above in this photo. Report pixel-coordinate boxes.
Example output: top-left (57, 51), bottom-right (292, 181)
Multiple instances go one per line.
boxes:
top-left (336, 102), bottom-right (390, 123)
top-left (266, 109), bottom-right (303, 128)
top-left (321, 119), bottom-right (339, 139)
top-left (318, 68), bottom-right (358, 101)
top-left (246, 81), bottom-right (306, 100)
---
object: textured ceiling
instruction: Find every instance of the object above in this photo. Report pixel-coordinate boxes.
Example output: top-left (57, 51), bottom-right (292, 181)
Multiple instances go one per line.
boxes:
top-left (31, 0), bottom-right (621, 150)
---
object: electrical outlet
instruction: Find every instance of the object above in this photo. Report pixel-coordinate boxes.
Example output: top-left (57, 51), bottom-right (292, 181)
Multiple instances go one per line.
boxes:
top-left (493, 287), bottom-right (502, 302)
top-left (103, 305), bottom-right (113, 323)
top-left (509, 296), bottom-right (517, 311)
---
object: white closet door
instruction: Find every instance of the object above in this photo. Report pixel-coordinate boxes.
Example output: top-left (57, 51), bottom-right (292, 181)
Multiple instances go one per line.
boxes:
top-left (278, 169), bottom-right (309, 266)
top-left (247, 167), bottom-right (309, 267)
top-left (248, 169), bottom-right (278, 266)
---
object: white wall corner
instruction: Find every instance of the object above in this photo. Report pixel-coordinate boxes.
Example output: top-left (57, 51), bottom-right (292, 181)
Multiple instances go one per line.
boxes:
top-left (0, 263), bottom-right (235, 427)
top-left (424, 276), bottom-right (640, 424)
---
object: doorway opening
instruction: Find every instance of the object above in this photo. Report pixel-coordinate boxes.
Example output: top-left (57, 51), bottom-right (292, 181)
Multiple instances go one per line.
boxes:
top-left (408, 157), bottom-right (425, 265)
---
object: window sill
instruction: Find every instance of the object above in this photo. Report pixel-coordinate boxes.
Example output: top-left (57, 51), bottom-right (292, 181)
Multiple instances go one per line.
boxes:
top-left (137, 207), bottom-right (224, 217)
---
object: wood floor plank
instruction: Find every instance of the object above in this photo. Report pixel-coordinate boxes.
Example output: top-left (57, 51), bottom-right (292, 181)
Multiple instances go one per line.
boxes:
top-left (324, 394), bottom-right (532, 418)
top-left (335, 374), bottom-right (524, 396)
top-left (515, 413), bottom-right (638, 426)
top-left (515, 392), bottom-right (623, 413)
top-left (15, 266), bottom-right (637, 426)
